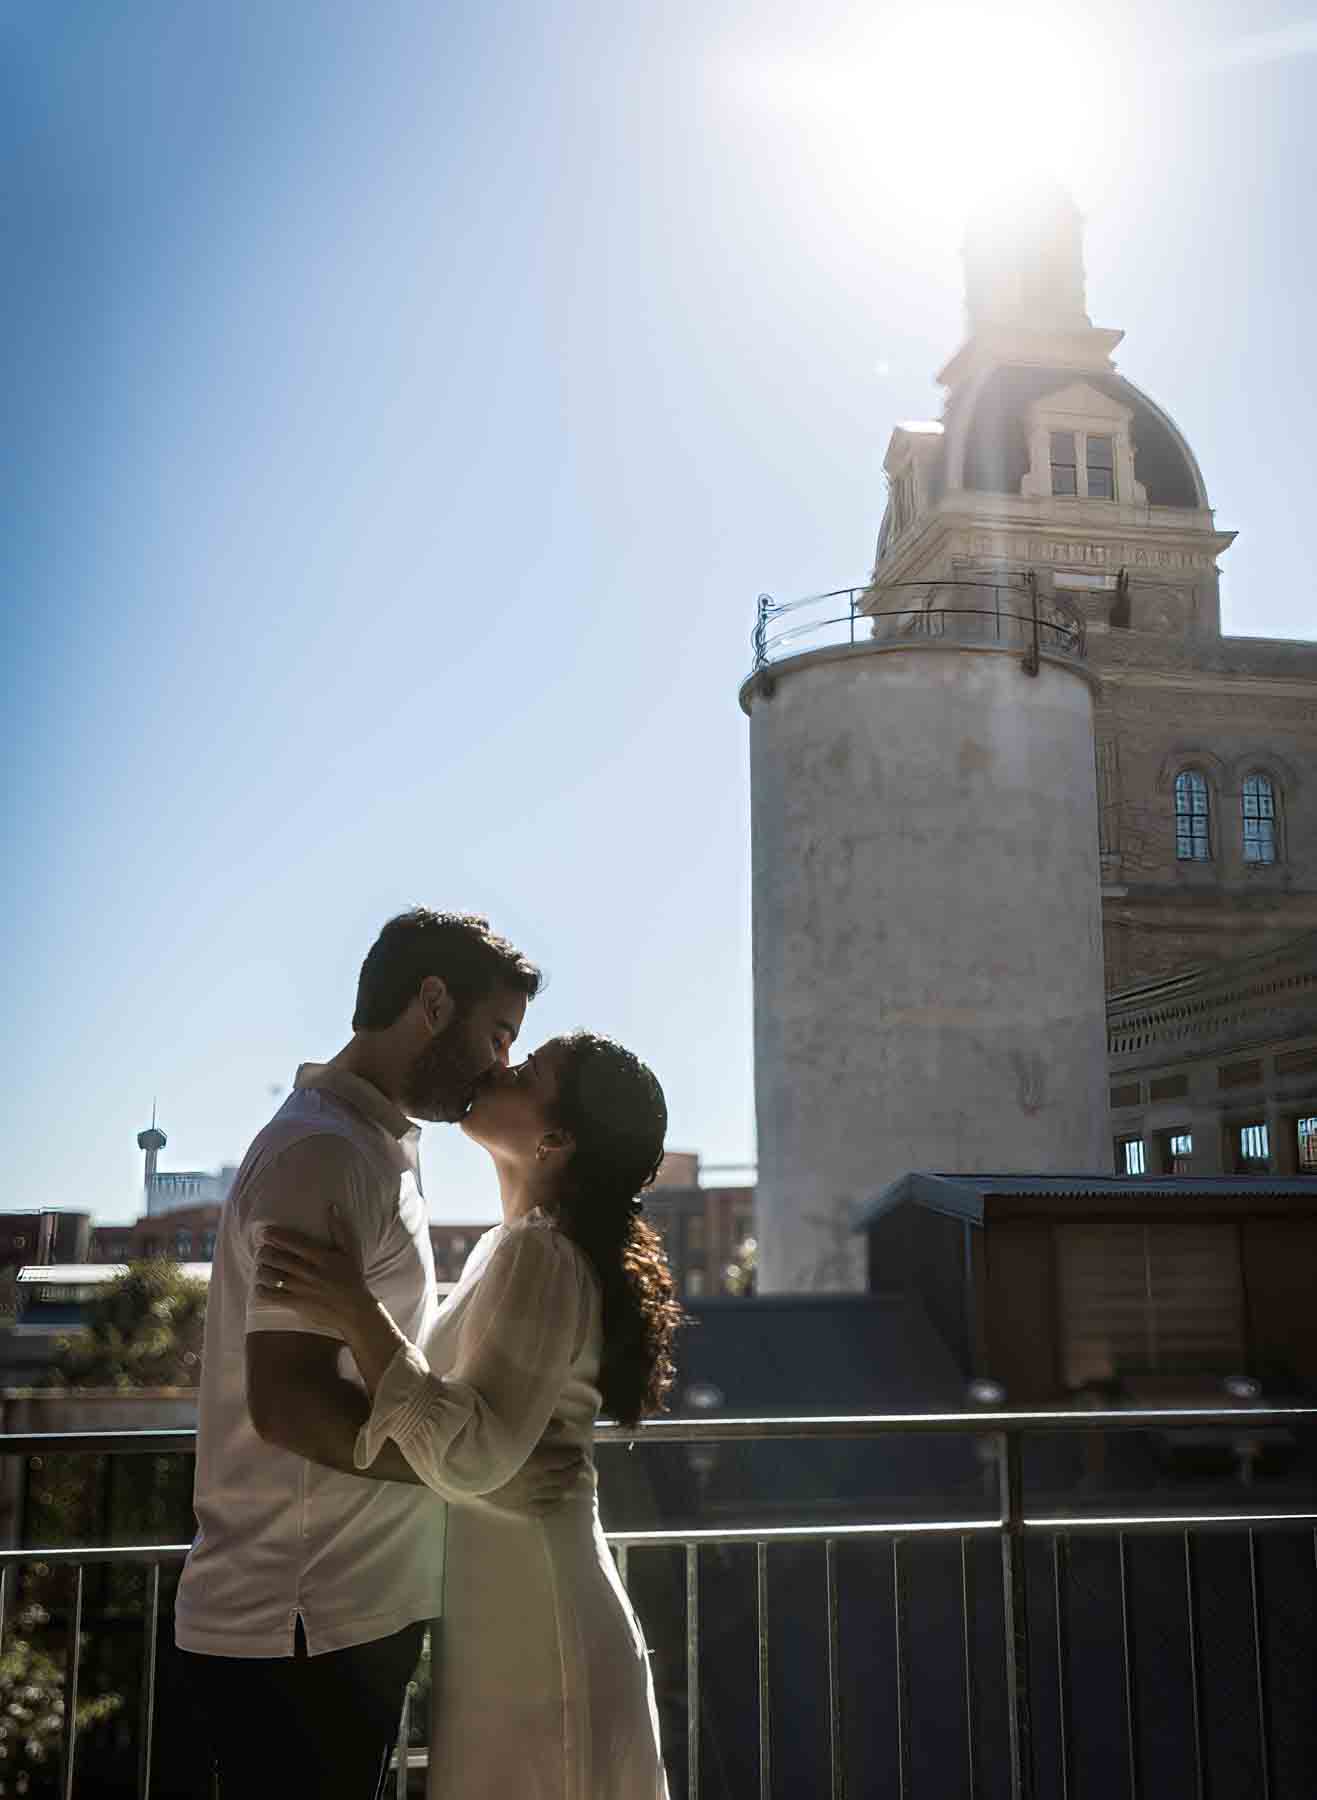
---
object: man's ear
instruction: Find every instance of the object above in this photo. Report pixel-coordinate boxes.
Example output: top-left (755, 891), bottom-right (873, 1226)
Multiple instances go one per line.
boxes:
top-left (418, 974), bottom-right (456, 1037)
top-left (542, 1127), bottom-right (575, 1155)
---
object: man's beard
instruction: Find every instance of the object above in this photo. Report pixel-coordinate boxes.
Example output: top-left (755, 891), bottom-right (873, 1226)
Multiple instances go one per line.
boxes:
top-left (400, 1020), bottom-right (489, 1123)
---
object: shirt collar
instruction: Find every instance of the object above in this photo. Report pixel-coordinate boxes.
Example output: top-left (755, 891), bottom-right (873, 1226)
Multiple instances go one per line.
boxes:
top-left (293, 1063), bottom-right (422, 1181)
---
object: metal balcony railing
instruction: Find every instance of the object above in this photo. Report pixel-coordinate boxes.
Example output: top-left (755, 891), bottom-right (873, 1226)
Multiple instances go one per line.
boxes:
top-left (1, 1408), bottom-right (1315, 1799)
top-left (749, 578), bottom-right (1088, 683)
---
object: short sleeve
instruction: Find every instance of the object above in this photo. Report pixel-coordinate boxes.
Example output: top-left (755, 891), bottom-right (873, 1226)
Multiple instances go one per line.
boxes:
top-left (354, 1220), bottom-right (590, 1497)
top-left (243, 1133), bottom-right (387, 1341)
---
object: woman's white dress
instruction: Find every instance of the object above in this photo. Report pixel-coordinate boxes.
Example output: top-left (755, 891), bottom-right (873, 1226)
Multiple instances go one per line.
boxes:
top-left (354, 1211), bottom-right (669, 1800)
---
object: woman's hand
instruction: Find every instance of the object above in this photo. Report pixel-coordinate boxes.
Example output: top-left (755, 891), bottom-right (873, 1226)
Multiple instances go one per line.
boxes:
top-left (255, 1206), bottom-right (372, 1338)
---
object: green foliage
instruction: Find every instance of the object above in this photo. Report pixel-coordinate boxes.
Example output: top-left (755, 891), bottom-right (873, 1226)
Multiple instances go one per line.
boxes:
top-left (0, 1603), bottom-right (121, 1795)
top-left (43, 1262), bottom-right (207, 1391)
top-left (723, 1234), bottom-right (758, 1297)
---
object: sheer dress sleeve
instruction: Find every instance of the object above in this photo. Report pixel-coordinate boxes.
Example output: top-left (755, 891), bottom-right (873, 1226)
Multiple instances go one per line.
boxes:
top-left (353, 1218), bottom-right (591, 1497)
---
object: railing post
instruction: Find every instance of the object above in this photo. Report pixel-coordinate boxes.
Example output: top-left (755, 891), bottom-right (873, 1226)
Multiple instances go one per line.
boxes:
top-left (752, 594), bottom-right (772, 672)
top-left (138, 1562), bottom-right (161, 1800)
top-left (825, 1538), bottom-right (845, 1800)
top-left (996, 1431), bottom-right (1034, 1800)
top-left (756, 1542), bottom-right (772, 1800)
top-left (1021, 572), bottom-right (1041, 677)
top-left (686, 1543), bottom-right (701, 1800)
top-left (61, 1563), bottom-right (84, 1800)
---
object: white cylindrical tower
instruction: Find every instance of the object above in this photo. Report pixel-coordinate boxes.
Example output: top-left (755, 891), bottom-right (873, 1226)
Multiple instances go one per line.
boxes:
top-left (742, 601), bottom-right (1110, 1293)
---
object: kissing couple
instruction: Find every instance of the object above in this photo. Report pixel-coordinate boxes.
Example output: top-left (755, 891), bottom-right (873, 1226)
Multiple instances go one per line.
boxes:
top-left (175, 909), bottom-right (679, 1798)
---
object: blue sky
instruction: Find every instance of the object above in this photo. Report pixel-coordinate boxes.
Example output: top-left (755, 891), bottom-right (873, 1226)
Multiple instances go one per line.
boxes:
top-left (4, 1), bottom-right (1314, 1224)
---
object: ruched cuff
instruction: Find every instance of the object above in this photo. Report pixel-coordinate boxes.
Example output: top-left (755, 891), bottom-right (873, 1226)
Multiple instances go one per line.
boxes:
top-left (353, 1339), bottom-right (440, 1470)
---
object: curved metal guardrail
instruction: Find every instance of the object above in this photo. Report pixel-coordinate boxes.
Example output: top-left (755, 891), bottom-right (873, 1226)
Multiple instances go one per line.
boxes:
top-left (750, 576), bottom-right (1088, 680)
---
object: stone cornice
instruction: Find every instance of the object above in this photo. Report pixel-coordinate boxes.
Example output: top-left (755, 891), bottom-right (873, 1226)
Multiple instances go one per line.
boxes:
top-left (937, 324), bottom-right (1125, 391)
top-left (874, 501), bottom-right (1233, 589)
top-left (1097, 649), bottom-right (1317, 689)
top-left (1107, 932), bottom-right (1317, 1061)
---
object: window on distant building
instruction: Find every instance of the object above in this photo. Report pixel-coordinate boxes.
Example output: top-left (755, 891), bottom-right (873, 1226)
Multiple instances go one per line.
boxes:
top-left (1175, 770), bottom-right (1212, 861)
top-left (1166, 1132), bottom-right (1194, 1175)
top-left (175, 1231), bottom-right (192, 1258)
top-left (686, 1215), bottom-right (706, 1254)
top-left (1117, 1135), bottom-right (1146, 1176)
top-left (1049, 431), bottom-right (1078, 496)
top-left (201, 1231), bottom-right (216, 1260)
top-left (1241, 774), bottom-right (1278, 864)
top-left (734, 1214), bottom-right (754, 1245)
top-left (1295, 1116), bottom-right (1317, 1174)
top-left (1085, 434), bottom-right (1115, 499)
top-left (451, 1235), bottom-right (467, 1257)
top-left (1234, 1122), bottom-right (1270, 1171)
top-left (686, 1268), bottom-right (706, 1297)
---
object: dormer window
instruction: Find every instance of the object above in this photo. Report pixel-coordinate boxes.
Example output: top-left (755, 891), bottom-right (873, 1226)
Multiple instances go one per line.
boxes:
top-left (1048, 431), bottom-right (1116, 498)
top-left (1023, 384), bottom-right (1145, 506)
top-left (1086, 434), bottom-right (1115, 499)
top-left (1049, 432), bottom-right (1077, 496)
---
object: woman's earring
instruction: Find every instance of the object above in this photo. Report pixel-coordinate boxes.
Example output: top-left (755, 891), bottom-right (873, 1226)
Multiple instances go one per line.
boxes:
top-left (535, 1144), bottom-right (548, 1163)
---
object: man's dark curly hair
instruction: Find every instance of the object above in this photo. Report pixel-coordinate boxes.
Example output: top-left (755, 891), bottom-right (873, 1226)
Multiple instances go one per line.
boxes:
top-left (545, 1032), bottom-right (685, 1427)
top-left (353, 910), bottom-right (542, 1031)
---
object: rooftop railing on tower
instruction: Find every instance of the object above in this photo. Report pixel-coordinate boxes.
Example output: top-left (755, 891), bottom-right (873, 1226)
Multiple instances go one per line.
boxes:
top-left (748, 576), bottom-right (1088, 687)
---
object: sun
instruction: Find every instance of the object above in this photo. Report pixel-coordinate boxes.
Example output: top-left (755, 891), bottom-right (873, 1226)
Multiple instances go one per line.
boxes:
top-left (730, 5), bottom-right (1119, 251)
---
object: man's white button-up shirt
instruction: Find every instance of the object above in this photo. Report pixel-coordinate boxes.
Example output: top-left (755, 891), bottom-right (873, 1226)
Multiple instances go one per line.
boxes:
top-left (175, 1064), bottom-right (446, 1657)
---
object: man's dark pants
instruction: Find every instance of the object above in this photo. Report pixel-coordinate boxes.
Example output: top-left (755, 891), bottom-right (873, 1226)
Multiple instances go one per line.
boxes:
top-left (183, 1616), bottom-right (426, 1799)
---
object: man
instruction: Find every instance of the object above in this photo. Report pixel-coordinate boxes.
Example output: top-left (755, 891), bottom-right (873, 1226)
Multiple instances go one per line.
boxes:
top-left (176, 910), bottom-right (564, 1798)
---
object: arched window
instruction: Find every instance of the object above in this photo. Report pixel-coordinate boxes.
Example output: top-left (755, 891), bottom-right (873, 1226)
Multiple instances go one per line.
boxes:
top-left (1174, 770), bottom-right (1211, 861)
top-left (1241, 773), bottom-right (1278, 864)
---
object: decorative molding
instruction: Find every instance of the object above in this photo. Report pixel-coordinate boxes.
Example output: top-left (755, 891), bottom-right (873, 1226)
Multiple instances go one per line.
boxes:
top-left (1224, 749), bottom-right (1301, 792)
top-left (1107, 933), bottom-right (1317, 1059)
top-left (965, 529), bottom-right (1217, 571)
top-left (1155, 748), bottom-right (1228, 795)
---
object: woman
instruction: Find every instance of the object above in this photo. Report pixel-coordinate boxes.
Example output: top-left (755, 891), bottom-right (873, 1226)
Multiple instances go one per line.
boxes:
top-left (255, 1030), bottom-right (681, 1800)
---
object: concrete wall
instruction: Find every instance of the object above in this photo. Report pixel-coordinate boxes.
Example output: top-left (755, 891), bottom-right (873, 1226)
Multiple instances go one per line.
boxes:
top-left (746, 640), bottom-right (1111, 1292)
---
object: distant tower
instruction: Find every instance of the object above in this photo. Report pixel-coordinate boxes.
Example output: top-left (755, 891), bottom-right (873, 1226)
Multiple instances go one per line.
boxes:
top-left (137, 1106), bottom-right (167, 1209)
top-left (741, 190), bottom-right (1234, 1294)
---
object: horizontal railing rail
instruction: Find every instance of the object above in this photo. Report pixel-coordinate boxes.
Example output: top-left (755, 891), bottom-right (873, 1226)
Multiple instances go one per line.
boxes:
top-left (1, 1411), bottom-right (1314, 1800)
top-left (749, 576), bottom-right (1089, 679)
top-left (4, 1401), bottom-right (1310, 1457)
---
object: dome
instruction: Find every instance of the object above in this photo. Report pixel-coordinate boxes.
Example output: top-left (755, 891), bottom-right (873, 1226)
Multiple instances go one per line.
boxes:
top-left (957, 365), bottom-right (1206, 508)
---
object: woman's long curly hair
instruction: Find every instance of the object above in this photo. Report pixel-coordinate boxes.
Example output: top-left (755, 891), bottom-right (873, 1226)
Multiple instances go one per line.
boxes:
top-left (545, 1031), bottom-right (685, 1428)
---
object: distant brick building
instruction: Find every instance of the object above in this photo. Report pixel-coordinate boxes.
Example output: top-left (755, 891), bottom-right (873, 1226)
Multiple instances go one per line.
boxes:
top-left (428, 1221), bottom-right (489, 1285)
top-left (644, 1152), bottom-right (756, 1298)
top-left (1107, 930), bottom-right (1317, 1178)
top-left (0, 1210), bottom-right (91, 1272)
top-left (90, 1203), bottom-right (221, 1264)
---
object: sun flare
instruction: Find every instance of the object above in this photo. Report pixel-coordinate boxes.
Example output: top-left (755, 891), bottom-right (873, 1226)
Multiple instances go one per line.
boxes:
top-left (732, 6), bottom-right (1118, 249)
